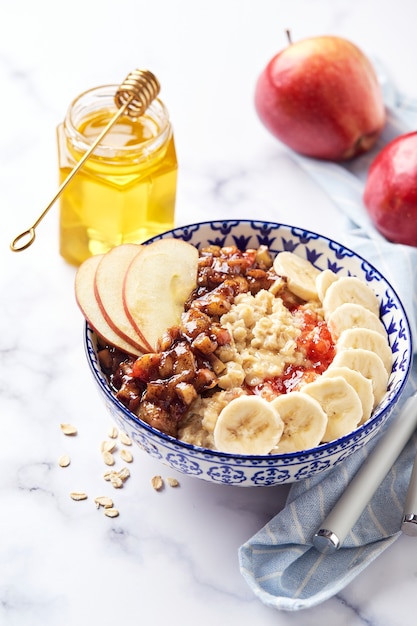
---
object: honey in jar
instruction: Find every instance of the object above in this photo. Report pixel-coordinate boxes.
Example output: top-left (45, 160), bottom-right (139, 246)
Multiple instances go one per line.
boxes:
top-left (57, 84), bottom-right (177, 266)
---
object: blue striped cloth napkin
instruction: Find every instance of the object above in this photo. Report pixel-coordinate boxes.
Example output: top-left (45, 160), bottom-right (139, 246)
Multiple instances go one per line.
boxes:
top-left (239, 71), bottom-right (417, 611)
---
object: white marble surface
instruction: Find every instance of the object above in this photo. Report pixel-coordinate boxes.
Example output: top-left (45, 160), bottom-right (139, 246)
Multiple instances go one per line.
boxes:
top-left (2, 1), bottom-right (417, 624)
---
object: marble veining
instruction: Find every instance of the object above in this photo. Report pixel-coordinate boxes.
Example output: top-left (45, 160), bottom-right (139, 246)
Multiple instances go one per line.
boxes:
top-left (2, 1), bottom-right (417, 624)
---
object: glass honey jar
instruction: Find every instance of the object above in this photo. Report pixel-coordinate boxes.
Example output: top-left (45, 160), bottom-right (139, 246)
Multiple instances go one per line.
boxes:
top-left (57, 82), bottom-right (177, 266)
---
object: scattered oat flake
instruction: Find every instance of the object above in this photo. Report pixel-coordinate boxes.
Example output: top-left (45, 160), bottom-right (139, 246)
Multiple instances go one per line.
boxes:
top-left (119, 432), bottom-right (132, 446)
top-left (58, 454), bottom-right (71, 468)
top-left (108, 426), bottom-right (118, 439)
top-left (70, 492), bottom-right (88, 501)
top-left (103, 470), bottom-right (113, 481)
top-left (103, 467), bottom-right (130, 489)
top-left (120, 448), bottom-right (133, 463)
top-left (94, 496), bottom-right (113, 509)
top-left (119, 467), bottom-right (130, 480)
top-left (102, 451), bottom-right (115, 466)
top-left (104, 508), bottom-right (119, 518)
top-left (101, 440), bottom-right (116, 453)
top-left (60, 423), bottom-right (77, 436)
top-left (167, 477), bottom-right (180, 488)
top-left (152, 475), bottom-right (164, 491)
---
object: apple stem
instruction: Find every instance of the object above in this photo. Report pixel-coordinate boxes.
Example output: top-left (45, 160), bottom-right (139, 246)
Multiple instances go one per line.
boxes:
top-left (286, 29), bottom-right (292, 45)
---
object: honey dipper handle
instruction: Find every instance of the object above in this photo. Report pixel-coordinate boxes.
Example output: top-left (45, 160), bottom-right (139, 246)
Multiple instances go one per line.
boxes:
top-left (10, 97), bottom-right (131, 252)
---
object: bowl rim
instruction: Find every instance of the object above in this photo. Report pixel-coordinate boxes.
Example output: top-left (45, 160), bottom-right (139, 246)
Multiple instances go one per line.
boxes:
top-left (84, 219), bottom-right (413, 462)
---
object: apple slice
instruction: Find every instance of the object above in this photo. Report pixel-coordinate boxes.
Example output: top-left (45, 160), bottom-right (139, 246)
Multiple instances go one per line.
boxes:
top-left (123, 238), bottom-right (199, 351)
top-left (75, 254), bottom-right (143, 356)
top-left (94, 244), bottom-right (152, 353)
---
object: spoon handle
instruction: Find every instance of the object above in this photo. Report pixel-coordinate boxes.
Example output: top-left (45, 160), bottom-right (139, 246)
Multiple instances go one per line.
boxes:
top-left (313, 392), bottom-right (417, 554)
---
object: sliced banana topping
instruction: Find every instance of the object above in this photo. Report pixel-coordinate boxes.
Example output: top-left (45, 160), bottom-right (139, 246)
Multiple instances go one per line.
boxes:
top-left (316, 268), bottom-right (339, 302)
top-left (322, 366), bottom-right (374, 425)
top-left (327, 302), bottom-right (387, 340)
top-left (269, 392), bottom-right (327, 453)
top-left (330, 348), bottom-right (389, 408)
top-left (213, 395), bottom-right (284, 455)
top-left (301, 376), bottom-right (362, 441)
top-left (336, 327), bottom-right (392, 375)
top-left (323, 276), bottom-right (380, 319)
top-left (273, 251), bottom-right (320, 301)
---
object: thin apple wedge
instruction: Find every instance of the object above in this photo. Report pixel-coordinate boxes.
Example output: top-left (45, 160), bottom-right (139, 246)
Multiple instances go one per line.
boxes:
top-left (123, 238), bottom-right (199, 351)
top-left (75, 254), bottom-right (143, 356)
top-left (94, 244), bottom-right (152, 353)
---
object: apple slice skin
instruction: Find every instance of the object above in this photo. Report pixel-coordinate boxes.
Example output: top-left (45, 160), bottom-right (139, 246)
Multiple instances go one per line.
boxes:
top-left (94, 244), bottom-right (152, 354)
top-left (75, 254), bottom-right (143, 357)
top-left (123, 238), bottom-right (199, 352)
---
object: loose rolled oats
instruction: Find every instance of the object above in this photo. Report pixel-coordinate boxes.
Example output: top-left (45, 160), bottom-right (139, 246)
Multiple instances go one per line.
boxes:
top-left (167, 477), bottom-right (180, 488)
top-left (102, 451), bottom-right (115, 466)
top-left (58, 454), bottom-right (71, 468)
top-left (103, 467), bottom-right (130, 488)
top-left (101, 440), bottom-right (116, 454)
top-left (120, 448), bottom-right (133, 463)
top-left (119, 432), bottom-right (132, 446)
top-left (110, 475), bottom-right (123, 488)
top-left (60, 423), bottom-right (77, 436)
top-left (151, 475), bottom-right (164, 491)
top-left (70, 492), bottom-right (88, 501)
top-left (108, 426), bottom-right (118, 439)
top-left (118, 467), bottom-right (130, 481)
top-left (94, 496), bottom-right (113, 509)
top-left (104, 508), bottom-right (119, 518)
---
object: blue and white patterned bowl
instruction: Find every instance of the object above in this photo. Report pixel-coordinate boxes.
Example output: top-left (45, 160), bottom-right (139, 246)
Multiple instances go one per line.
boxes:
top-left (84, 220), bottom-right (412, 486)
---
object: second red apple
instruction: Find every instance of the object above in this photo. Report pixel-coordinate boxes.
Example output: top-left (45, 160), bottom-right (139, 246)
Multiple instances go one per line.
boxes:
top-left (363, 131), bottom-right (417, 247)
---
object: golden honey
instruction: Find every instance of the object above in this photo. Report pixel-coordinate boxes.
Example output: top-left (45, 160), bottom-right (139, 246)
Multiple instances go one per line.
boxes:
top-left (57, 84), bottom-right (177, 266)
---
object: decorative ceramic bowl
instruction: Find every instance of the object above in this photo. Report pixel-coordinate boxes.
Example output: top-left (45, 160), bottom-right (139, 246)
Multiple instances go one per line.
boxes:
top-left (84, 220), bottom-right (412, 486)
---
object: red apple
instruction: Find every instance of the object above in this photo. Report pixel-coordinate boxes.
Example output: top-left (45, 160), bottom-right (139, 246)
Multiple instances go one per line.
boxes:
top-left (254, 34), bottom-right (386, 161)
top-left (363, 131), bottom-right (417, 247)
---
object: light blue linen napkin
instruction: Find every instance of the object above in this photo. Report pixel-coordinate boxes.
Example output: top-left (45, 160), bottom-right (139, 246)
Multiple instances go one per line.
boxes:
top-left (239, 77), bottom-right (417, 611)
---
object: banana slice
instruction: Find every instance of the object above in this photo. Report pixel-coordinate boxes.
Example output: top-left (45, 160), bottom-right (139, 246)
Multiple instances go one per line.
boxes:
top-left (273, 251), bottom-right (320, 301)
top-left (327, 302), bottom-right (387, 340)
top-left (316, 268), bottom-right (339, 302)
top-left (322, 276), bottom-right (380, 319)
top-left (330, 348), bottom-right (389, 408)
top-left (301, 376), bottom-right (362, 441)
top-left (322, 366), bottom-right (374, 425)
top-left (336, 328), bottom-right (392, 375)
top-left (269, 392), bottom-right (327, 453)
top-left (213, 395), bottom-right (284, 455)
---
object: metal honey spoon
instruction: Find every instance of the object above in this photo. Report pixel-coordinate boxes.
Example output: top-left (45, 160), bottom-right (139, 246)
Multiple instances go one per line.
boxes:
top-left (10, 69), bottom-right (160, 253)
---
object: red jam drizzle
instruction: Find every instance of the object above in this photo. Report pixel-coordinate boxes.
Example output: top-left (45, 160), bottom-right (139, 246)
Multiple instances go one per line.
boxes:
top-left (253, 308), bottom-right (335, 397)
